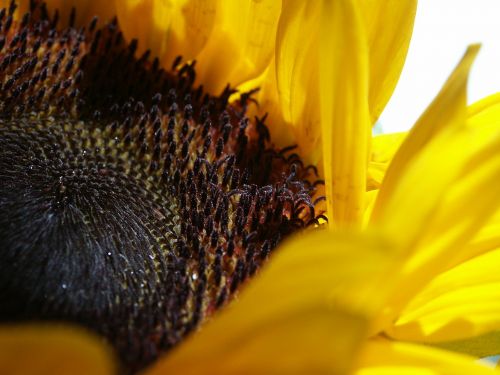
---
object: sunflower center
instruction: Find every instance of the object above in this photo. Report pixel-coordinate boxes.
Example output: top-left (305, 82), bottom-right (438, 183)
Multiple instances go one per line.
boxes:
top-left (0, 2), bottom-right (322, 372)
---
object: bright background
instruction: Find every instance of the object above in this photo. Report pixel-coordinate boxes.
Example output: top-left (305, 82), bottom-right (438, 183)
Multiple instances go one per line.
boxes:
top-left (379, 0), bottom-right (500, 133)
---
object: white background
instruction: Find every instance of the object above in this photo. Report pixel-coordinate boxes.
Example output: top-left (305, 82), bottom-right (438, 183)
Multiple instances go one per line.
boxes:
top-left (379, 0), bottom-right (500, 133)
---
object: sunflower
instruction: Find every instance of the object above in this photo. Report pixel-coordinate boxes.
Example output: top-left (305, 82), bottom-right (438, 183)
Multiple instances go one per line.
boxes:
top-left (1, 1), bottom-right (500, 375)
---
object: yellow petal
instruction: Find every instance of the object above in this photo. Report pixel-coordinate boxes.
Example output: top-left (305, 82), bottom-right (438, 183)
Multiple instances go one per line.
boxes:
top-left (376, 120), bottom-right (500, 330)
top-left (468, 92), bottom-right (500, 119)
top-left (372, 45), bottom-right (480, 219)
top-left (358, 0), bottom-right (417, 122)
top-left (318, 0), bottom-right (371, 227)
top-left (367, 132), bottom-right (407, 189)
top-left (427, 94), bottom-right (500, 266)
top-left (461, 208), bottom-right (500, 262)
top-left (370, 132), bottom-right (408, 164)
top-left (368, 47), bottom-right (500, 331)
top-left (274, 1), bottom-right (323, 163)
top-left (319, 0), bottom-right (371, 227)
top-left (194, 0), bottom-right (281, 94)
top-left (115, 0), bottom-right (216, 68)
top-left (388, 248), bottom-right (500, 345)
top-left (363, 189), bottom-right (378, 227)
top-left (393, 95), bottom-right (500, 271)
top-left (276, 2), bottom-right (371, 224)
top-left (370, 46), bottom-right (486, 259)
top-left (0, 325), bottom-right (116, 375)
top-left (357, 339), bottom-right (498, 375)
top-left (145, 231), bottom-right (396, 375)
top-left (367, 162), bottom-right (387, 191)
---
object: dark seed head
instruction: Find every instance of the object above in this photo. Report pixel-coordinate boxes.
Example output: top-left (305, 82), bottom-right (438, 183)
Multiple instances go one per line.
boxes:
top-left (0, 2), bottom-right (323, 373)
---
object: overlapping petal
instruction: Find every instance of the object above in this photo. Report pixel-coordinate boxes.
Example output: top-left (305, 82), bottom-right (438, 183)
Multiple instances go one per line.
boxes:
top-left (372, 45), bottom-right (479, 218)
top-left (367, 91), bottom-right (500, 196)
top-left (367, 132), bottom-right (407, 189)
top-left (274, 0), bottom-right (323, 162)
top-left (389, 248), bottom-right (500, 344)
top-left (371, 46), bottom-right (487, 266)
top-left (368, 46), bottom-right (500, 333)
top-left (462, 209), bottom-right (500, 265)
top-left (242, 0), bottom-right (418, 185)
top-left (318, 0), bottom-right (371, 227)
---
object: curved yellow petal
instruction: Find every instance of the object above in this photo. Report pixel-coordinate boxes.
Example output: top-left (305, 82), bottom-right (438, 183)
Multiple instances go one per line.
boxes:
top-left (386, 91), bottom-right (500, 273)
top-left (468, 92), bottom-right (500, 119)
top-left (0, 325), bottom-right (116, 375)
top-left (465, 207), bottom-right (500, 258)
top-left (357, 339), bottom-right (498, 375)
top-left (319, 0), bottom-right (371, 227)
top-left (363, 189), bottom-right (378, 227)
top-left (115, 0), bottom-right (216, 68)
top-left (431, 94), bottom-right (500, 265)
top-left (447, 207), bottom-right (500, 269)
top-left (364, 92), bottom-right (500, 200)
top-left (423, 93), bottom-right (500, 267)
top-left (375, 122), bottom-right (500, 330)
top-left (372, 45), bottom-right (480, 219)
top-left (194, 0), bottom-right (281, 94)
top-left (367, 132), bottom-right (407, 189)
top-left (370, 47), bottom-right (493, 262)
top-left (358, 0), bottom-right (417, 122)
top-left (388, 248), bottom-right (500, 345)
top-left (276, 2), bottom-right (371, 227)
top-left (145, 231), bottom-right (396, 375)
top-left (274, 1), bottom-right (323, 163)
top-left (367, 162), bottom-right (387, 191)
top-left (369, 50), bottom-right (500, 330)
top-left (370, 132), bottom-right (408, 164)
